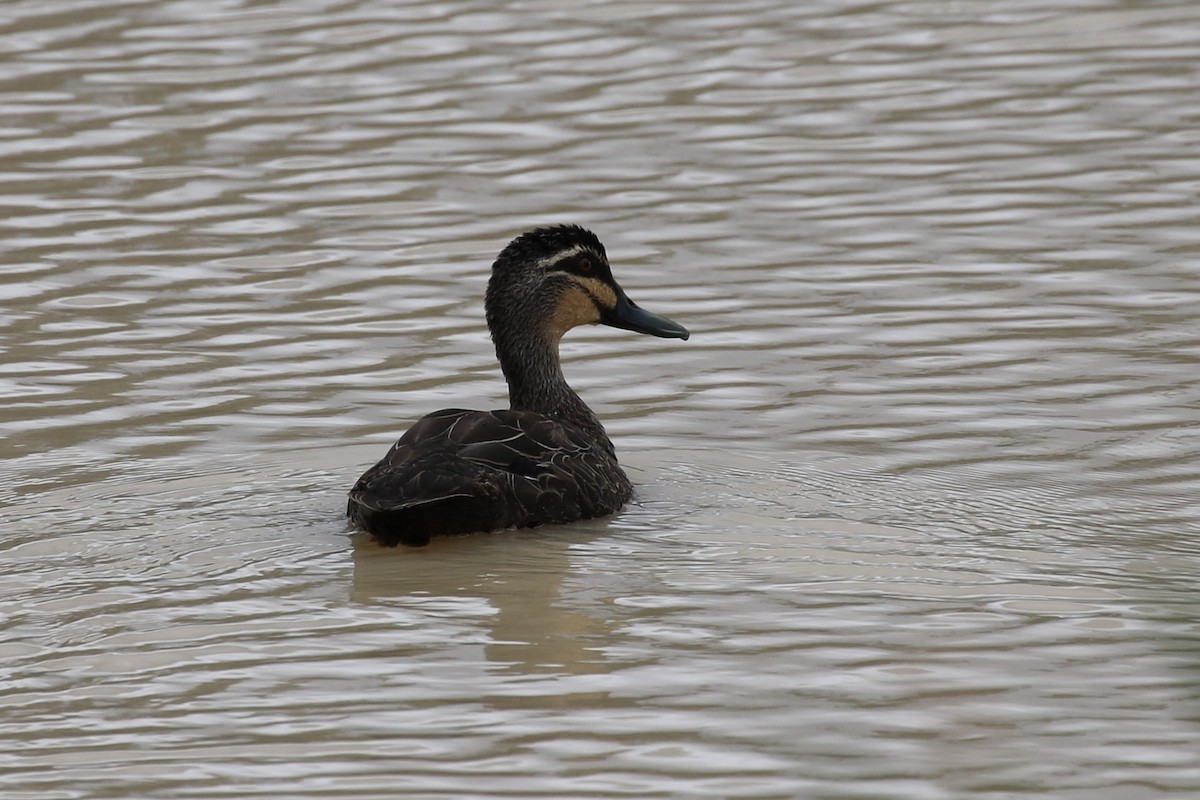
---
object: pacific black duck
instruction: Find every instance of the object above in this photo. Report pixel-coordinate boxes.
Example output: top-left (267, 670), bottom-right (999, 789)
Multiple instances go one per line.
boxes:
top-left (347, 224), bottom-right (689, 547)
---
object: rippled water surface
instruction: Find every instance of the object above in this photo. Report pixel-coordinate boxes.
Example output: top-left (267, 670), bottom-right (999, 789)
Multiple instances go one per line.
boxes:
top-left (4, 1), bottom-right (1200, 797)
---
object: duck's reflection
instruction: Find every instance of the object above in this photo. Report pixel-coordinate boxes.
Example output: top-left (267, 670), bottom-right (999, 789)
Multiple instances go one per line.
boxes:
top-left (349, 521), bottom-right (619, 676)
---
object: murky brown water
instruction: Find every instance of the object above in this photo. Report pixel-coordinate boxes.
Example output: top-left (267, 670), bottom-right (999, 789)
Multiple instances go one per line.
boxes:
top-left (4, 1), bottom-right (1200, 797)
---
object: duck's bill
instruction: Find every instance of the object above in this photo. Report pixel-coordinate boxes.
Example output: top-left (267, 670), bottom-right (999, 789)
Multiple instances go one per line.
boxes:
top-left (603, 291), bottom-right (690, 340)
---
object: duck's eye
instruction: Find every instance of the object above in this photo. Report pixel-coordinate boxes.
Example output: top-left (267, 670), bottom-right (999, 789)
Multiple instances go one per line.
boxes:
top-left (578, 257), bottom-right (592, 273)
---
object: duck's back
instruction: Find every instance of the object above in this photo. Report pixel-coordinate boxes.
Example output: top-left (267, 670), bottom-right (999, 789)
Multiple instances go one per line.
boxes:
top-left (347, 408), bottom-right (632, 546)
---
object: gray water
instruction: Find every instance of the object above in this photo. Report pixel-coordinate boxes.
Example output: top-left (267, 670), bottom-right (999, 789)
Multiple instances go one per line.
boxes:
top-left (3, 1), bottom-right (1200, 798)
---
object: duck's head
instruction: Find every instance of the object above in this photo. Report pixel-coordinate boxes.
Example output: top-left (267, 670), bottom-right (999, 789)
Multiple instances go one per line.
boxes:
top-left (486, 225), bottom-right (690, 349)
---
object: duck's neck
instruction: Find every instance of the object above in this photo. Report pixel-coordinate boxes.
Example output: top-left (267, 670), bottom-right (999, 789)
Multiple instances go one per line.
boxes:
top-left (495, 334), bottom-right (615, 455)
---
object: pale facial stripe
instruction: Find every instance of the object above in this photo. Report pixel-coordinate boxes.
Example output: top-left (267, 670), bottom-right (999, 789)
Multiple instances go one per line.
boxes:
top-left (547, 275), bottom-right (619, 339)
top-left (571, 275), bottom-right (618, 311)
top-left (533, 244), bottom-right (597, 271)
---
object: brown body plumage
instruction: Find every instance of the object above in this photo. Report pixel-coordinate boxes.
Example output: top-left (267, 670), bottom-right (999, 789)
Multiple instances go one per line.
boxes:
top-left (347, 225), bottom-right (689, 547)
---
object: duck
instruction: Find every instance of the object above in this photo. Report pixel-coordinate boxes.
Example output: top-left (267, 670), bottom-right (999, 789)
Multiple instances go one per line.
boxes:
top-left (347, 224), bottom-right (690, 547)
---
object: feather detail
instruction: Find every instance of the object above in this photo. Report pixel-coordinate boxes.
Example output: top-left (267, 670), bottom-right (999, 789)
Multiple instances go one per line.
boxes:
top-left (347, 408), bottom-right (632, 546)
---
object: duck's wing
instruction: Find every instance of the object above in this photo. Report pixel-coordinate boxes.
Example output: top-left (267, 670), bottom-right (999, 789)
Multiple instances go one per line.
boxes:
top-left (347, 408), bottom-right (629, 543)
top-left (347, 408), bottom-right (492, 513)
top-left (455, 410), bottom-right (627, 523)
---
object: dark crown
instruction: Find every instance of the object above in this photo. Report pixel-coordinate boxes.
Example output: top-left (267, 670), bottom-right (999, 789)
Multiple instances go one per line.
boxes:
top-left (493, 224), bottom-right (606, 271)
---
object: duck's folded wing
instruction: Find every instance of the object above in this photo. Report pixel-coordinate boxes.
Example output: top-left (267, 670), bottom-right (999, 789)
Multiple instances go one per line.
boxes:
top-left (458, 411), bottom-right (625, 521)
top-left (348, 410), bottom-right (566, 508)
top-left (348, 408), bottom-right (624, 525)
top-left (453, 410), bottom-right (590, 472)
top-left (347, 440), bottom-right (479, 513)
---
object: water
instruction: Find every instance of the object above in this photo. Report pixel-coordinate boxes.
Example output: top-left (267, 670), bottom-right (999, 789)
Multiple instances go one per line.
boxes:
top-left (3, 0), bottom-right (1200, 797)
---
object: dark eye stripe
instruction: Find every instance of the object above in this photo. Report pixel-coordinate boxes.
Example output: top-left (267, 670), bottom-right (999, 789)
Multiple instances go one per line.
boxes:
top-left (547, 250), bottom-right (602, 274)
